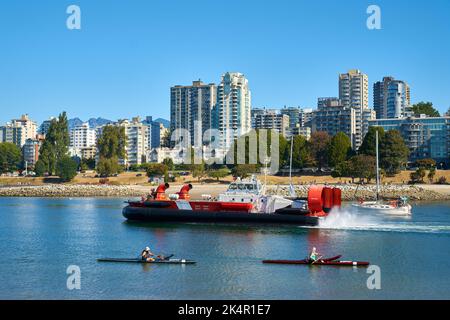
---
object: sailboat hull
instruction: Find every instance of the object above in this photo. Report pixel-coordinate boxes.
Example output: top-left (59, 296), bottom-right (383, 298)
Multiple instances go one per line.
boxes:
top-left (352, 203), bottom-right (412, 215)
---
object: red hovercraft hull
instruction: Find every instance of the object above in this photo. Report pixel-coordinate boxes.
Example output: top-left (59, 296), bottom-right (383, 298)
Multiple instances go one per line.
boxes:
top-left (122, 184), bottom-right (341, 227)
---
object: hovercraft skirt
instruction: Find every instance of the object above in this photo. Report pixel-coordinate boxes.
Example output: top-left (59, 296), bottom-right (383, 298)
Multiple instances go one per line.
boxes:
top-left (122, 206), bottom-right (319, 226)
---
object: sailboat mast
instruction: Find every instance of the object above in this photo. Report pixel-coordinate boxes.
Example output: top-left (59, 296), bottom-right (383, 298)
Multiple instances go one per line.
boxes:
top-left (376, 130), bottom-right (380, 201)
top-left (289, 135), bottom-right (293, 185)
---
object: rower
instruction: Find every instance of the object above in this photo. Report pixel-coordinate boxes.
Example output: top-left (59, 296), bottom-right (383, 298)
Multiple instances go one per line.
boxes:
top-left (309, 247), bottom-right (322, 263)
top-left (141, 246), bottom-right (155, 261)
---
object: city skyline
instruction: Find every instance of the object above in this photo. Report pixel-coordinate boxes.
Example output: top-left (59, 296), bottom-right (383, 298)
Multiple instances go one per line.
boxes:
top-left (1, 0), bottom-right (450, 124)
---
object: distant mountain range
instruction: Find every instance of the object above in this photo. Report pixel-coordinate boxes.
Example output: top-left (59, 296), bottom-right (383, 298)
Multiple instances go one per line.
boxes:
top-left (153, 118), bottom-right (170, 128)
top-left (68, 117), bottom-right (113, 130)
top-left (68, 117), bottom-right (169, 129)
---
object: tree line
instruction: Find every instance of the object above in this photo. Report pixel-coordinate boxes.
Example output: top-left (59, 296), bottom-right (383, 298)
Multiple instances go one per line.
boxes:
top-left (221, 128), bottom-right (411, 181)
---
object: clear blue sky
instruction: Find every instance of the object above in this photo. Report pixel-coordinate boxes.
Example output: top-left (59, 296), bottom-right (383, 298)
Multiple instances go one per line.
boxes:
top-left (1, 0), bottom-right (449, 124)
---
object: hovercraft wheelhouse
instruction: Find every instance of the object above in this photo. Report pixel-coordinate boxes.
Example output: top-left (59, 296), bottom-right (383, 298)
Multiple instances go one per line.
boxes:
top-left (122, 181), bottom-right (341, 226)
top-left (218, 176), bottom-right (264, 203)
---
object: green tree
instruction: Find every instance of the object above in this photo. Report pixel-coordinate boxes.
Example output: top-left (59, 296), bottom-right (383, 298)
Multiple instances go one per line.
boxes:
top-left (328, 132), bottom-right (352, 168)
top-left (34, 159), bottom-right (47, 177)
top-left (346, 155), bottom-right (376, 183)
top-left (55, 112), bottom-right (70, 160)
top-left (161, 129), bottom-right (171, 147)
top-left (162, 158), bottom-right (174, 171)
top-left (0, 142), bottom-right (22, 173)
top-left (207, 167), bottom-right (229, 181)
top-left (331, 161), bottom-right (350, 180)
top-left (146, 163), bottom-right (168, 177)
top-left (380, 130), bottom-right (409, 175)
top-left (331, 155), bottom-right (374, 183)
top-left (97, 157), bottom-right (121, 177)
top-left (410, 168), bottom-right (426, 183)
top-left (38, 112), bottom-right (70, 175)
top-left (39, 139), bottom-right (56, 175)
top-left (97, 125), bottom-right (127, 159)
top-left (231, 164), bottom-right (258, 179)
top-left (412, 102), bottom-right (440, 117)
top-left (96, 125), bottom-right (127, 176)
top-left (308, 131), bottom-right (331, 169)
top-left (278, 134), bottom-right (290, 169)
top-left (415, 158), bottom-right (436, 169)
top-left (428, 167), bottom-right (436, 183)
top-left (56, 156), bottom-right (78, 182)
top-left (191, 162), bottom-right (206, 182)
top-left (81, 158), bottom-right (96, 170)
top-left (291, 135), bottom-right (312, 169)
top-left (359, 126), bottom-right (385, 157)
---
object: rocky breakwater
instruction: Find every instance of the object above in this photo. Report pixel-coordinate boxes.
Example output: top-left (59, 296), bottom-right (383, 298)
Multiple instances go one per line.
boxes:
top-left (267, 184), bottom-right (449, 201)
top-left (0, 184), bottom-right (144, 198)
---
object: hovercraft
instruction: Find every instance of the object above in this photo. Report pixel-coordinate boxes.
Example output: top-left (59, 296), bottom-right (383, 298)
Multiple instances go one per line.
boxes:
top-left (123, 182), bottom-right (341, 226)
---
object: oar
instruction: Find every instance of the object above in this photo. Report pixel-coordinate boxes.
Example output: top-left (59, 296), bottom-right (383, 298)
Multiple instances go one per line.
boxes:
top-left (158, 254), bottom-right (174, 260)
top-left (311, 255), bottom-right (323, 264)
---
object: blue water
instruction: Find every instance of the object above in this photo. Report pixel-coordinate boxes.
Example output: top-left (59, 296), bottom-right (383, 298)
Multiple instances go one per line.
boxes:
top-left (0, 197), bottom-right (449, 299)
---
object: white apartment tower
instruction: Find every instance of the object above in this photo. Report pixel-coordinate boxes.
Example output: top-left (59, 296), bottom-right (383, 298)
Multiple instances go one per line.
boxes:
top-left (339, 70), bottom-right (370, 149)
top-left (9, 114), bottom-right (37, 147)
top-left (215, 72), bottom-right (252, 151)
top-left (70, 123), bottom-right (97, 149)
top-left (373, 77), bottom-right (411, 119)
top-left (118, 117), bottom-right (149, 165)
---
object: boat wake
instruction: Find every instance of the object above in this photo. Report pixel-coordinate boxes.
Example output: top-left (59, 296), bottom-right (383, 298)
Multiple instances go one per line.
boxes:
top-left (316, 207), bottom-right (450, 234)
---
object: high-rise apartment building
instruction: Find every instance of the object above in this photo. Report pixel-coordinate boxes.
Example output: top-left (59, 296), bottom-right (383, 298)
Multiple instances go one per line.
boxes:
top-left (22, 136), bottom-right (44, 168)
top-left (289, 127), bottom-right (311, 140)
top-left (339, 70), bottom-right (369, 110)
top-left (0, 115), bottom-right (37, 147)
top-left (373, 77), bottom-right (410, 119)
top-left (252, 109), bottom-right (290, 137)
top-left (339, 70), bottom-right (370, 149)
top-left (280, 106), bottom-right (301, 128)
top-left (312, 97), bottom-right (356, 147)
top-left (301, 108), bottom-right (314, 128)
top-left (251, 108), bottom-right (277, 128)
top-left (118, 117), bottom-right (149, 165)
top-left (215, 72), bottom-right (251, 151)
top-left (0, 125), bottom-right (23, 147)
top-left (143, 116), bottom-right (166, 149)
top-left (170, 80), bottom-right (216, 146)
top-left (11, 114), bottom-right (37, 147)
top-left (70, 123), bottom-right (97, 149)
top-left (279, 106), bottom-right (313, 129)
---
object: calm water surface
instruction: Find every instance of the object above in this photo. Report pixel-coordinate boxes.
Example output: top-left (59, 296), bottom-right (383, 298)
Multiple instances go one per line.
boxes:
top-left (0, 197), bottom-right (449, 299)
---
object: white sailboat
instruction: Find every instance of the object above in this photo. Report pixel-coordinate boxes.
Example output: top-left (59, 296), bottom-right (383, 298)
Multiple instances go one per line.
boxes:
top-left (352, 131), bottom-right (412, 215)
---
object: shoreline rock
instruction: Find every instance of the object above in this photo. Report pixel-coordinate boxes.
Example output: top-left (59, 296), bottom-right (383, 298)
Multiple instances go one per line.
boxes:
top-left (266, 184), bottom-right (449, 201)
top-left (0, 185), bottom-right (143, 198)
